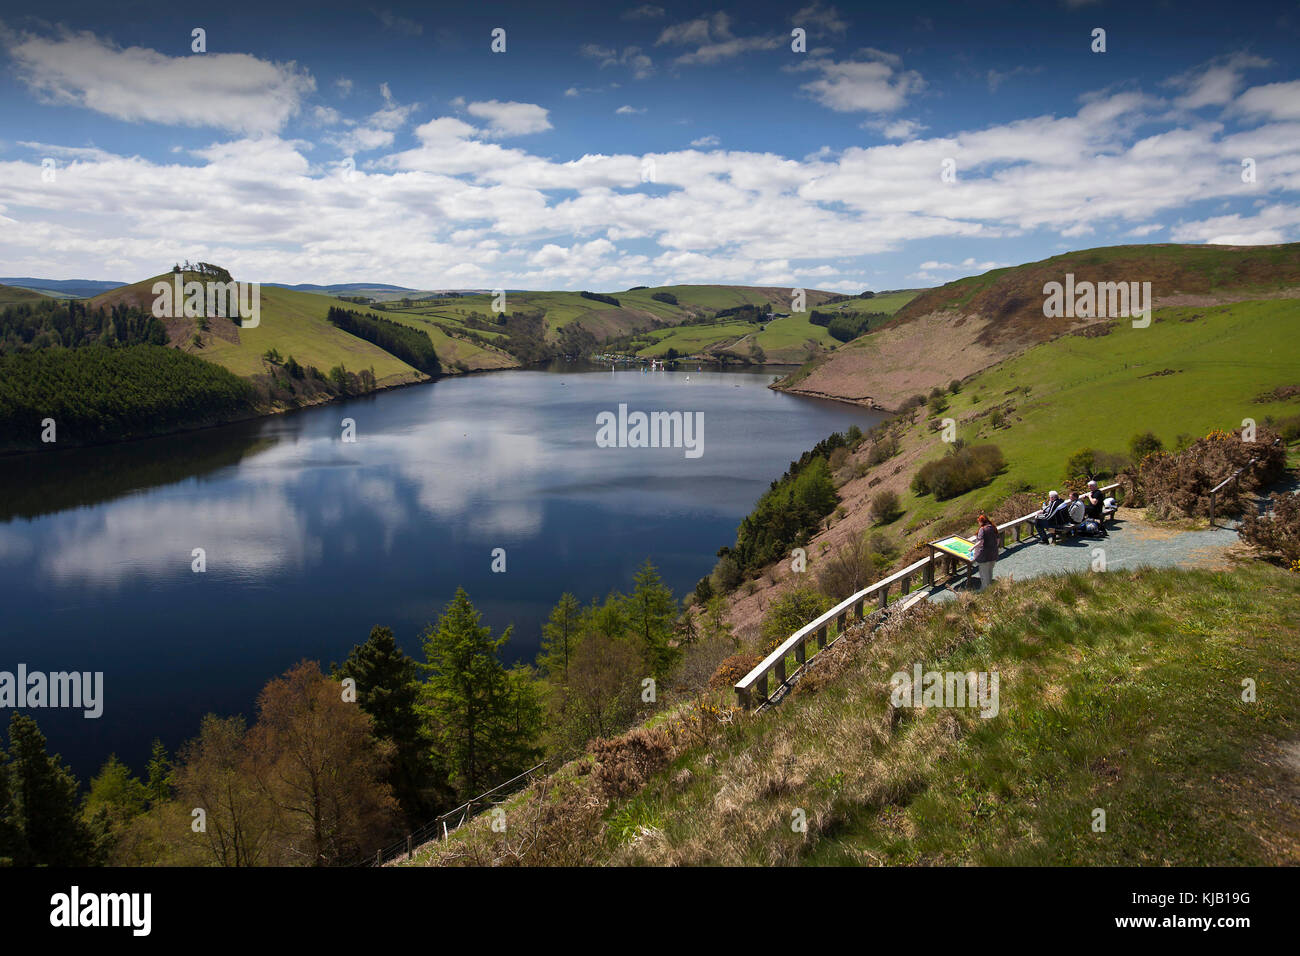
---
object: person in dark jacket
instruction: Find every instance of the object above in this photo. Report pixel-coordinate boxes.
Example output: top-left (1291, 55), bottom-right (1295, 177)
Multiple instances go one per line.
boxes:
top-left (972, 513), bottom-right (1000, 590)
top-left (1034, 491), bottom-right (1068, 543)
top-left (1083, 480), bottom-right (1105, 520)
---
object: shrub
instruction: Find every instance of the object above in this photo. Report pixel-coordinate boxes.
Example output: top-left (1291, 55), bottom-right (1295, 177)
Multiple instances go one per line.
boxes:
top-left (911, 444), bottom-right (1006, 500)
top-left (1119, 427), bottom-right (1286, 520)
top-left (948, 379), bottom-right (962, 394)
top-left (1240, 492), bottom-right (1300, 564)
top-left (710, 554), bottom-right (743, 593)
top-left (816, 532), bottom-right (896, 602)
top-left (1129, 431), bottom-right (1164, 461)
top-left (650, 291), bottom-right (678, 305)
top-left (693, 576), bottom-right (714, 604)
top-left (989, 409), bottom-right (1004, 428)
top-left (708, 654), bottom-right (763, 690)
top-left (589, 727), bottom-right (674, 802)
top-left (1064, 447), bottom-right (1130, 483)
top-left (871, 489), bottom-right (902, 524)
top-left (927, 393), bottom-right (949, 415)
top-left (760, 587), bottom-right (832, 654)
top-left (867, 435), bottom-right (898, 465)
top-left (828, 447), bottom-right (850, 473)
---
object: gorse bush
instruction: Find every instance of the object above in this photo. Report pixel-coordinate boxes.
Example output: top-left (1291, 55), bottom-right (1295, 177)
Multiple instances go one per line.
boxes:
top-left (1119, 427), bottom-right (1286, 520)
top-left (911, 444), bottom-right (1006, 500)
top-left (1129, 431), bottom-right (1164, 461)
top-left (1240, 492), bottom-right (1300, 564)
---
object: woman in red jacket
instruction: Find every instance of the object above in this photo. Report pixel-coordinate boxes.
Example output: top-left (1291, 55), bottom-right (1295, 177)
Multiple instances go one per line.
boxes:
top-left (972, 513), bottom-right (1000, 591)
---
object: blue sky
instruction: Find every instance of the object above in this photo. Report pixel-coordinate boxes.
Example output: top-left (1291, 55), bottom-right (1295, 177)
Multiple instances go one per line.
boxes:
top-left (0, 0), bottom-right (1297, 290)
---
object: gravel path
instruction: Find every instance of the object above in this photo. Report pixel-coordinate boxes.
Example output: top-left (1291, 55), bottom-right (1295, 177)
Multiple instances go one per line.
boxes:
top-left (927, 511), bottom-right (1245, 603)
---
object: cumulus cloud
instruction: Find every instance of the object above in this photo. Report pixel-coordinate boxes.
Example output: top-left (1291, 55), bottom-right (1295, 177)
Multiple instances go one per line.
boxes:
top-left (690, 134), bottom-right (721, 147)
top-left (615, 104), bottom-right (645, 115)
top-left (2, 58), bottom-right (1298, 289)
top-left (1234, 80), bottom-right (1300, 121)
top-left (793, 51), bottom-right (924, 113)
top-left (3, 28), bottom-right (314, 134)
top-left (464, 100), bottom-right (553, 137)
top-left (1166, 52), bottom-right (1271, 109)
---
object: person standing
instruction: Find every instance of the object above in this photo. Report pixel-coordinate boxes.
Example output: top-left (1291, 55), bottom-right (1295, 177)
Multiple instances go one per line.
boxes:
top-left (971, 513), bottom-right (1000, 590)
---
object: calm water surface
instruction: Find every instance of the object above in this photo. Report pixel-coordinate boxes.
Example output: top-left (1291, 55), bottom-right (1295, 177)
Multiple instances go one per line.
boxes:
top-left (0, 363), bottom-right (880, 777)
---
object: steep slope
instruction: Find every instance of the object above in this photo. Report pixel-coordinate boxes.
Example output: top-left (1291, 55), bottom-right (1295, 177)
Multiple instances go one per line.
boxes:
top-left (778, 243), bottom-right (1300, 410)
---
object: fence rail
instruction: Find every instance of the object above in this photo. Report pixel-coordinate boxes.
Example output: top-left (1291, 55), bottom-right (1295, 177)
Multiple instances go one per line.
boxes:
top-left (362, 757), bottom-right (560, 867)
top-left (1208, 439), bottom-right (1281, 527)
top-left (734, 482), bottom-right (1120, 710)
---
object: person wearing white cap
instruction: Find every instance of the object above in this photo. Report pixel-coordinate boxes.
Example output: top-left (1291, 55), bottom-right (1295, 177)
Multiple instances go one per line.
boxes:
top-left (1034, 490), bottom-right (1068, 543)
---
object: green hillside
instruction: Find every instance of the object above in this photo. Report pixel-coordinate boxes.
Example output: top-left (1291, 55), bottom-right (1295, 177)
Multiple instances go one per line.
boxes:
top-left (0, 284), bottom-right (48, 307)
top-left (607, 287), bottom-right (920, 364)
top-left (889, 296), bottom-right (1300, 530)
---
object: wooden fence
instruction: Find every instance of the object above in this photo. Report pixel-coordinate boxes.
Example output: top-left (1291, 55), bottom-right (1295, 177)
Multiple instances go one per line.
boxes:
top-left (734, 482), bottom-right (1121, 709)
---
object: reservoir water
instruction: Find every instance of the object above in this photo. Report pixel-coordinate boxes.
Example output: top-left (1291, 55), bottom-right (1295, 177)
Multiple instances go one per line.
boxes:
top-left (0, 362), bottom-right (880, 778)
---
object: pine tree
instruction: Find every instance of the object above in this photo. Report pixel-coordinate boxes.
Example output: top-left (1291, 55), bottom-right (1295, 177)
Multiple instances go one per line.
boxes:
top-left (335, 625), bottom-right (443, 824)
top-left (421, 588), bottom-right (541, 796)
top-left (537, 592), bottom-right (582, 681)
top-left (0, 745), bottom-right (28, 865)
top-left (626, 559), bottom-right (680, 682)
top-left (5, 714), bottom-right (101, 865)
top-left (145, 738), bottom-right (173, 805)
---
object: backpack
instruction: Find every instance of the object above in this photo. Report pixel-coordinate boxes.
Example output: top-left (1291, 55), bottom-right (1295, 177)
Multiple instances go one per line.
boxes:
top-left (1079, 518), bottom-right (1103, 537)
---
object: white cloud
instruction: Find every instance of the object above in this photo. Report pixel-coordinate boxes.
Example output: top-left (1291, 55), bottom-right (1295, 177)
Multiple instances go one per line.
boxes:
top-left (1166, 52), bottom-right (1271, 109)
top-left (4, 28), bottom-right (314, 134)
top-left (581, 43), bottom-right (654, 79)
top-left (656, 12), bottom-right (782, 66)
top-left (794, 51), bottom-right (924, 113)
top-left (792, 3), bottom-right (848, 37)
top-left (615, 105), bottom-right (646, 115)
top-left (1235, 80), bottom-right (1300, 121)
top-left (690, 135), bottom-right (721, 148)
top-left (465, 100), bottom-right (553, 137)
top-left (1170, 204), bottom-right (1299, 245)
top-left (623, 4), bottom-right (665, 18)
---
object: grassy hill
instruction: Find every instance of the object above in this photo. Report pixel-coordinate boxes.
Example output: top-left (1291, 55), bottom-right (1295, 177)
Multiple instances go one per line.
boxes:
top-left (779, 243), bottom-right (1300, 409)
top-left (592, 287), bottom-right (920, 365)
top-left (86, 274), bottom-right (517, 383)
top-left (0, 284), bottom-right (49, 307)
top-left (403, 562), bottom-right (1300, 866)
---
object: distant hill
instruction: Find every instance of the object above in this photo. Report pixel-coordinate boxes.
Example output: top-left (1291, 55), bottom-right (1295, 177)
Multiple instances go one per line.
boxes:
top-left (778, 242), bottom-right (1300, 410)
top-left (0, 277), bottom-right (126, 298)
top-left (0, 283), bottom-right (50, 307)
top-left (264, 282), bottom-right (416, 294)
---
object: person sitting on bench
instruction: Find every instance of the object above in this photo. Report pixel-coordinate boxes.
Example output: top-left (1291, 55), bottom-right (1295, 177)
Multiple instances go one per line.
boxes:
top-left (1083, 480), bottom-right (1105, 520)
top-left (1034, 491), bottom-right (1069, 543)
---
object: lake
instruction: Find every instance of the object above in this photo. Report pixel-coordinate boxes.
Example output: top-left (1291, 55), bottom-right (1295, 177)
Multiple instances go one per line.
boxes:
top-left (0, 362), bottom-right (880, 779)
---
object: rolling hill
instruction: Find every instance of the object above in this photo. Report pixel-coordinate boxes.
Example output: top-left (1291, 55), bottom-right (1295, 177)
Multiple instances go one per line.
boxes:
top-left (0, 283), bottom-right (49, 307)
top-left (777, 243), bottom-right (1300, 410)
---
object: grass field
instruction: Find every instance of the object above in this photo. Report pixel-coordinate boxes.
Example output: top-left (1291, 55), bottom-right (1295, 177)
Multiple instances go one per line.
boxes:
top-left (892, 297), bottom-right (1300, 531)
